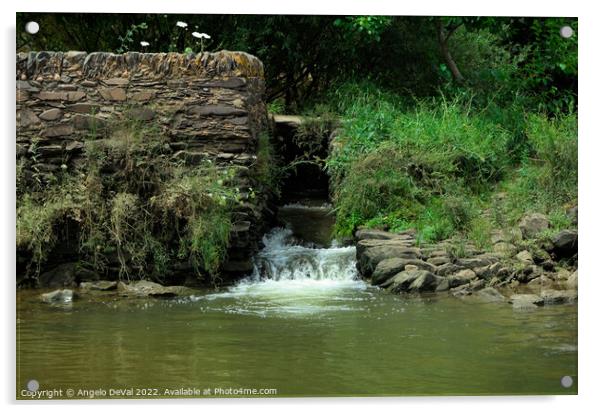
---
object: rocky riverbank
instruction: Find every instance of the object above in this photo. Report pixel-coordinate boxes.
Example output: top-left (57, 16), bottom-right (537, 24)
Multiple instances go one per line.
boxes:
top-left (355, 212), bottom-right (578, 309)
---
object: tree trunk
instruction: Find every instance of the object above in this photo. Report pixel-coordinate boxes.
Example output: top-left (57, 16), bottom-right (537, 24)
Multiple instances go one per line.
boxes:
top-left (437, 21), bottom-right (465, 83)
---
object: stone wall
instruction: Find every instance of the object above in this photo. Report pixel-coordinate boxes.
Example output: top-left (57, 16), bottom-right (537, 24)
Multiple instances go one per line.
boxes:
top-left (16, 51), bottom-right (271, 283)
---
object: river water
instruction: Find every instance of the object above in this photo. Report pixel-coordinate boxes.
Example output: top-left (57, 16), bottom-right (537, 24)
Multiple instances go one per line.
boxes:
top-left (16, 203), bottom-right (577, 398)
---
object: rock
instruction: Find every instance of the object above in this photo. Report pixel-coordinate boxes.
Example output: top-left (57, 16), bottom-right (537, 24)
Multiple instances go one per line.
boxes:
top-left (490, 229), bottom-right (521, 244)
top-left (541, 260), bottom-right (555, 271)
top-left (493, 242), bottom-right (517, 256)
top-left (18, 109), bottom-right (41, 128)
top-left (371, 257), bottom-right (435, 285)
top-left (448, 269), bottom-right (477, 288)
top-left (428, 250), bottom-right (449, 258)
top-left (382, 271), bottom-right (419, 292)
top-left (188, 104), bottom-right (246, 116)
top-left (358, 242), bottom-right (422, 276)
top-left (65, 141), bottom-right (84, 152)
top-left (41, 289), bottom-right (74, 304)
top-left (79, 280), bottom-right (117, 291)
top-left (383, 270), bottom-right (437, 293)
top-left (470, 278), bottom-right (486, 291)
top-left (130, 107), bottom-right (155, 121)
top-left (39, 108), bottom-right (63, 121)
top-left (130, 91), bottom-right (155, 101)
top-left (42, 125), bottom-right (74, 137)
top-left (104, 77), bottom-right (129, 86)
top-left (552, 230), bottom-right (578, 257)
top-left (566, 270), bottom-right (578, 289)
top-left (474, 287), bottom-right (506, 303)
top-left (527, 275), bottom-right (555, 289)
top-left (67, 103), bottom-right (99, 113)
top-left (450, 283), bottom-right (472, 298)
top-left (455, 256), bottom-right (496, 269)
top-left (510, 294), bottom-right (544, 310)
top-left (355, 238), bottom-right (417, 256)
top-left (519, 213), bottom-right (550, 238)
top-left (427, 256), bottom-right (450, 266)
top-left (408, 271), bottom-right (439, 292)
top-left (38, 263), bottom-right (79, 288)
top-left (540, 289), bottom-right (577, 305)
top-left (39, 91), bottom-right (85, 102)
top-left (117, 280), bottom-right (192, 297)
top-left (554, 268), bottom-right (572, 281)
top-left (477, 262), bottom-right (503, 280)
top-left (516, 250), bottom-right (534, 264)
top-left (517, 265), bottom-right (542, 283)
top-left (435, 263), bottom-right (462, 277)
top-left (99, 87), bottom-right (127, 101)
top-left (531, 248), bottom-right (551, 264)
top-left (435, 278), bottom-right (450, 292)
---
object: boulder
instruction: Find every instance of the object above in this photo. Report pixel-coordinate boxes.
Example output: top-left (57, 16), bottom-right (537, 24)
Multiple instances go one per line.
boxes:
top-left (517, 265), bottom-right (542, 283)
top-left (448, 269), bottom-right (477, 288)
top-left (527, 275), bottom-right (555, 289)
top-left (357, 242), bottom-right (422, 276)
top-left (552, 230), bottom-right (578, 257)
top-left (493, 242), bottom-right (517, 256)
top-left (41, 289), bottom-right (74, 304)
top-left (383, 270), bottom-right (437, 293)
top-left (117, 280), bottom-right (194, 297)
top-left (427, 256), bottom-right (450, 266)
top-left (516, 250), bottom-right (534, 265)
top-left (79, 280), bottom-right (117, 291)
top-left (474, 287), bottom-right (506, 303)
top-left (435, 278), bottom-right (450, 292)
top-left (455, 255), bottom-right (497, 269)
top-left (566, 270), bottom-right (578, 289)
top-left (371, 257), bottom-right (436, 285)
top-left (450, 283), bottom-right (472, 298)
top-left (382, 271), bottom-right (419, 292)
top-left (408, 271), bottom-right (439, 292)
top-left (435, 263), bottom-right (462, 277)
top-left (518, 213), bottom-right (550, 238)
top-left (469, 279), bottom-right (486, 291)
top-left (540, 289), bottom-right (577, 305)
top-left (554, 268), bottom-right (572, 281)
top-left (510, 294), bottom-right (544, 310)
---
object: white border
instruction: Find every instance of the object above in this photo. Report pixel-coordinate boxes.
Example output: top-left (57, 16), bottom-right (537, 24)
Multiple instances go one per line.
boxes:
top-left (2, 1), bottom-right (601, 412)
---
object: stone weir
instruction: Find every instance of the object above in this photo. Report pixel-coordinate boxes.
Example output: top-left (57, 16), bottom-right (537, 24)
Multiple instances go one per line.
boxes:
top-left (16, 51), bottom-right (272, 286)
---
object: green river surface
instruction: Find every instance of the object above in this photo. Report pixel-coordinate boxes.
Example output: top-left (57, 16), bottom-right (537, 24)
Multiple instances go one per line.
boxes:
top-left (16, 203), bottom-right (577, 398)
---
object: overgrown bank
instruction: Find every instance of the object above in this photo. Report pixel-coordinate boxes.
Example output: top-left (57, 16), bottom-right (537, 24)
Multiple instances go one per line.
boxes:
top-left (17, 117), bottom-right (278, 287)
top-left (305, 81), bottom-right (578, 303)
top-left (321, 83), bottom-right (577, 249)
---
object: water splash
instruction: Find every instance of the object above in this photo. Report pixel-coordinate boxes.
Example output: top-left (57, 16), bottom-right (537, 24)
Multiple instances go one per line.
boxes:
top-left (201, 227), bottom-right (368, 316)
top-left (250, 227), bottom-right (358, 282)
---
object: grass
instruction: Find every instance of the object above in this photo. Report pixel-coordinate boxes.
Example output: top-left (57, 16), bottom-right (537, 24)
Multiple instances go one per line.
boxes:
top-left (324, 82), bottom-right (577, 244)
top-left (17, 116), bottom-right (246, 283)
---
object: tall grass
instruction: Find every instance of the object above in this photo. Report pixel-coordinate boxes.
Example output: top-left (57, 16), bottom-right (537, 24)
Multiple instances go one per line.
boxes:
top-left (325, 82), bottom-right (577, 242)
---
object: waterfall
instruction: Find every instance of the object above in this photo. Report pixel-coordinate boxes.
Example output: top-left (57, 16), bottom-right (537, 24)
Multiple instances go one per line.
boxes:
top-left (199, 204), bottom-right (368, 315)
top-left (250, 227), bottom-right (358, 282)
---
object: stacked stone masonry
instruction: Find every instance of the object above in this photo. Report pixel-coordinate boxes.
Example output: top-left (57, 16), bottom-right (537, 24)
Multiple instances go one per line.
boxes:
top-left (16, 50), bottom-right (270, 280)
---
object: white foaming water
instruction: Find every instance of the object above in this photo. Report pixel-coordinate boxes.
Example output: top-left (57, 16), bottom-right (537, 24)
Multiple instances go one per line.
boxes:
top-left (201, 227), bottom-right (369, 316)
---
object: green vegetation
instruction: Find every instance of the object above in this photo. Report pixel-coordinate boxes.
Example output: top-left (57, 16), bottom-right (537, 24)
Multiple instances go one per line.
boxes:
top-left (16, 118), bottom-right (250, 282)
top-left (324, 82), bottom-right (577, 245)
